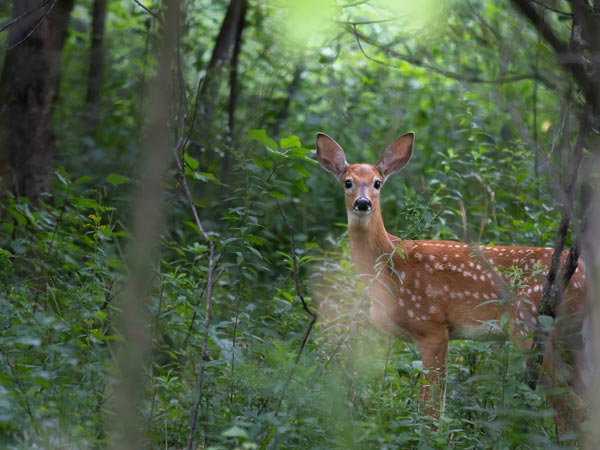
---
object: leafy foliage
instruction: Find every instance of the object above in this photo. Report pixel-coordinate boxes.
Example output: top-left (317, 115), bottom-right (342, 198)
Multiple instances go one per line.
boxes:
top-left (0, 0), bottom-right (585, 448)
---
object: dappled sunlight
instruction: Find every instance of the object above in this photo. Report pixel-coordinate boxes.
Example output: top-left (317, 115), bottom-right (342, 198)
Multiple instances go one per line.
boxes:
top-left (270, 0), bottom-right (446, 52)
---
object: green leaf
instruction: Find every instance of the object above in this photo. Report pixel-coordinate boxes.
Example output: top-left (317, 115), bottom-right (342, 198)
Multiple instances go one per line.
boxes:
top-left (74, 175), bottom-right (93, 185)
top-left (292, 163), bottom-right (310, 177)
top-left (106, 173), bottom-right (131, 185)
top-left (268, 190), bottom-right (286, 200)
top-left (222, 426), bottom-right (248, 439)
top-left (184, 153), bottom-right (199, 170)
top-left (192, 171), bottom-right (220, 184)
top-left (249, 129), bottom-right (277, 150)
top-left (292, 178), bottom-right (308, 192)
top-left (55, 167), bottom-right (71, 186)
top-left (280, 134), bottom-right (301, 150)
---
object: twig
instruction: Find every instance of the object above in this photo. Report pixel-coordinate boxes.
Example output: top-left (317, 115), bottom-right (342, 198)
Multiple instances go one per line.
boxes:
top-left (350, 24), bottom-right (542, 85)
top-left (257, 201), bottom-right (317, 445)
top-left (531, 0), bottom-right (573, 16)
top-left (276, 200), bottom-right (317, 362)
top-left (4, 0), bottom-right (57, 52)
top-left (511, 0), bottom-right (597, 111)
top-left (165, 7), bottom-right (221, 449)
top-left (524, 109), bottom-right (589, 389)
top-left (133, 0), bottom-right (164, 24)
top-left (0, 0), bottom-right (52, 34)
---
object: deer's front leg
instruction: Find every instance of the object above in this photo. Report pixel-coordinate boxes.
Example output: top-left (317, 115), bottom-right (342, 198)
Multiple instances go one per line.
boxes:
top-left (414, 329), bottom-right (449, 418)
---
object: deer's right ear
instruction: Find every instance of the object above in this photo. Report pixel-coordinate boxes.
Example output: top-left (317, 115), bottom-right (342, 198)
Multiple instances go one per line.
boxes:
top-left (316, 133), bottom-right (348, 179)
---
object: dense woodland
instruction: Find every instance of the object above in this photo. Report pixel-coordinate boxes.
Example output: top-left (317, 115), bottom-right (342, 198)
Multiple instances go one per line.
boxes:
top-left (0, 0), bottom-right (600, 448)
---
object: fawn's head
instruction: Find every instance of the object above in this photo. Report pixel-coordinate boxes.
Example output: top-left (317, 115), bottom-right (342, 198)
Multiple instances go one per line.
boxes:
top-left (316, 132), bottom-right (414, 225)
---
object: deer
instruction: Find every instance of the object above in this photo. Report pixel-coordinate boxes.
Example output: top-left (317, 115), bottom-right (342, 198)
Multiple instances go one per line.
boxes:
top-left (316, 131), bottom-right (587, 432)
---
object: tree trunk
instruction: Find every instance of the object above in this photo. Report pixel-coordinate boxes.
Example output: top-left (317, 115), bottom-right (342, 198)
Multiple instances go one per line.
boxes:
top-left (85, 0), bottom-right (108, 131)
top-left (0, 0), bottom-right (75, 201)
top-left (220, 0), bottom-right (248, 184)
top-left (197, 0), bottom-right (247, 137)
top-left (510, 0), bottom-right (600, 444)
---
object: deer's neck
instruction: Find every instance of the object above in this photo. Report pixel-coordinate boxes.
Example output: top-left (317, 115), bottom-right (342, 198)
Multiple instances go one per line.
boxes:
top-left (347, 209), bottom-right (397, 277)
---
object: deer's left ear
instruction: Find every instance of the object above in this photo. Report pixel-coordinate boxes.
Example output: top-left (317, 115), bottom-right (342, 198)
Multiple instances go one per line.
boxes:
top-left (376, 132), bottom-right (414, 179)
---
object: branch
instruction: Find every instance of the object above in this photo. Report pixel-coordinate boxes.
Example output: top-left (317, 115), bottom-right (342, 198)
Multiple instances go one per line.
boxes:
top-left (165, 7), bottom-right (222, 450)
top-left (0, 0), bottom-right (52, 33)
top-left (133, 0), bottom-right (163, 24)
top-left (524, 109), bottom-right (589, 389)
top-left (350, 24), bottom-right (544, 85)
top-left (531, 0), bottom-right (573, 16)
top-left (510, 0), bottom-right (598, 111)
top-left (276, 201), bottom-right (317, 363)
top-left (3, 0), bottom-right (57, 52)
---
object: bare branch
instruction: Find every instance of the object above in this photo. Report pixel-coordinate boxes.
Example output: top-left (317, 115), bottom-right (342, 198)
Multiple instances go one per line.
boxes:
top-left (133, 0), bottom-right (164, 24)
top-left (350, 24), bottom-right (544, 85)
top-left (0, 0), bottom-right (52, 34)
top-left (3, 0), bottom-right (56, 52)
top-left (511, 0), bottom-right (598, 111)
top-left (166, 8), bottom-right (222, 450)
top-left (531, 0), bottom-right (573, 16)
top-left (276, 201), bottom-right (317, 363)
top-left (524, 110), bottom-right (589, 389)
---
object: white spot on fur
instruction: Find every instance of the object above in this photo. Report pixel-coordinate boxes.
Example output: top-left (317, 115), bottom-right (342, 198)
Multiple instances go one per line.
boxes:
top-left (408, 309), bottom-right (415, 318)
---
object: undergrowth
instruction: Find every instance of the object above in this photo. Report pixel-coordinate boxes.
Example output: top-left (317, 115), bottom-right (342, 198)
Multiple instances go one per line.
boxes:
top-left (0, 132), bottom-right (575, 449)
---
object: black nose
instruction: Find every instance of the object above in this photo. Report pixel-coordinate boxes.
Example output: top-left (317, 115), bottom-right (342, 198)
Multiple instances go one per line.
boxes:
top-left (353, 197), bottom-right (372, 212)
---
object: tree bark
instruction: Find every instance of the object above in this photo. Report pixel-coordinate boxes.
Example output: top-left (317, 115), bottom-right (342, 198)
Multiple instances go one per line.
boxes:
top-left (220, 0), bottom-right (248, 184)
top-left (0, 0), bottom-right (75, 201)
top-left (196, 0), bottom-right (247, 137)
top-left (85, 0), bottom-right (108, 131)
top-left (510, 0), bottom-right (600, 443)
top-left (109, 0), bottom-right (178, 447)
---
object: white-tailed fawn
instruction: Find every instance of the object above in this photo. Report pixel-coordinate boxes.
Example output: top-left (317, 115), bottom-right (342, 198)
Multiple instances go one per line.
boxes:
top-left (316, 131), bottom-right (586, 432)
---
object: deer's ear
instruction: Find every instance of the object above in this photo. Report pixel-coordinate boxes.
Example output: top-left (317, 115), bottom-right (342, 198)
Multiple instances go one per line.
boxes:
top-left (316, 133), bottom-right (348, 179)
top-left (376, 132), bottom-right (414, 178)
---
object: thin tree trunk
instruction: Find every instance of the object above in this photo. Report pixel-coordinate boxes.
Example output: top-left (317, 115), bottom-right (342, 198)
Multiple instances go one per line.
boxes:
top-left (109, 0), bottom-right (177, 447)
top-left (0, 0), bottom-right (74, 201)
top-left (220, 0), bottom-right (248, 184)
top-left (196, 0), bottom-right (247, 137)
top-left (85, 0), bottom-right (108, 131)
top-left (272, 65), bottom-right (303, 138)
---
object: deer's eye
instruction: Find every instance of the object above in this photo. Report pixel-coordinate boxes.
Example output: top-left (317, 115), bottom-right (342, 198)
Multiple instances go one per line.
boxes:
top-left (344, 179), bottom-right (352, 189)
top-left (374, 180), bottom-right (381, 189)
